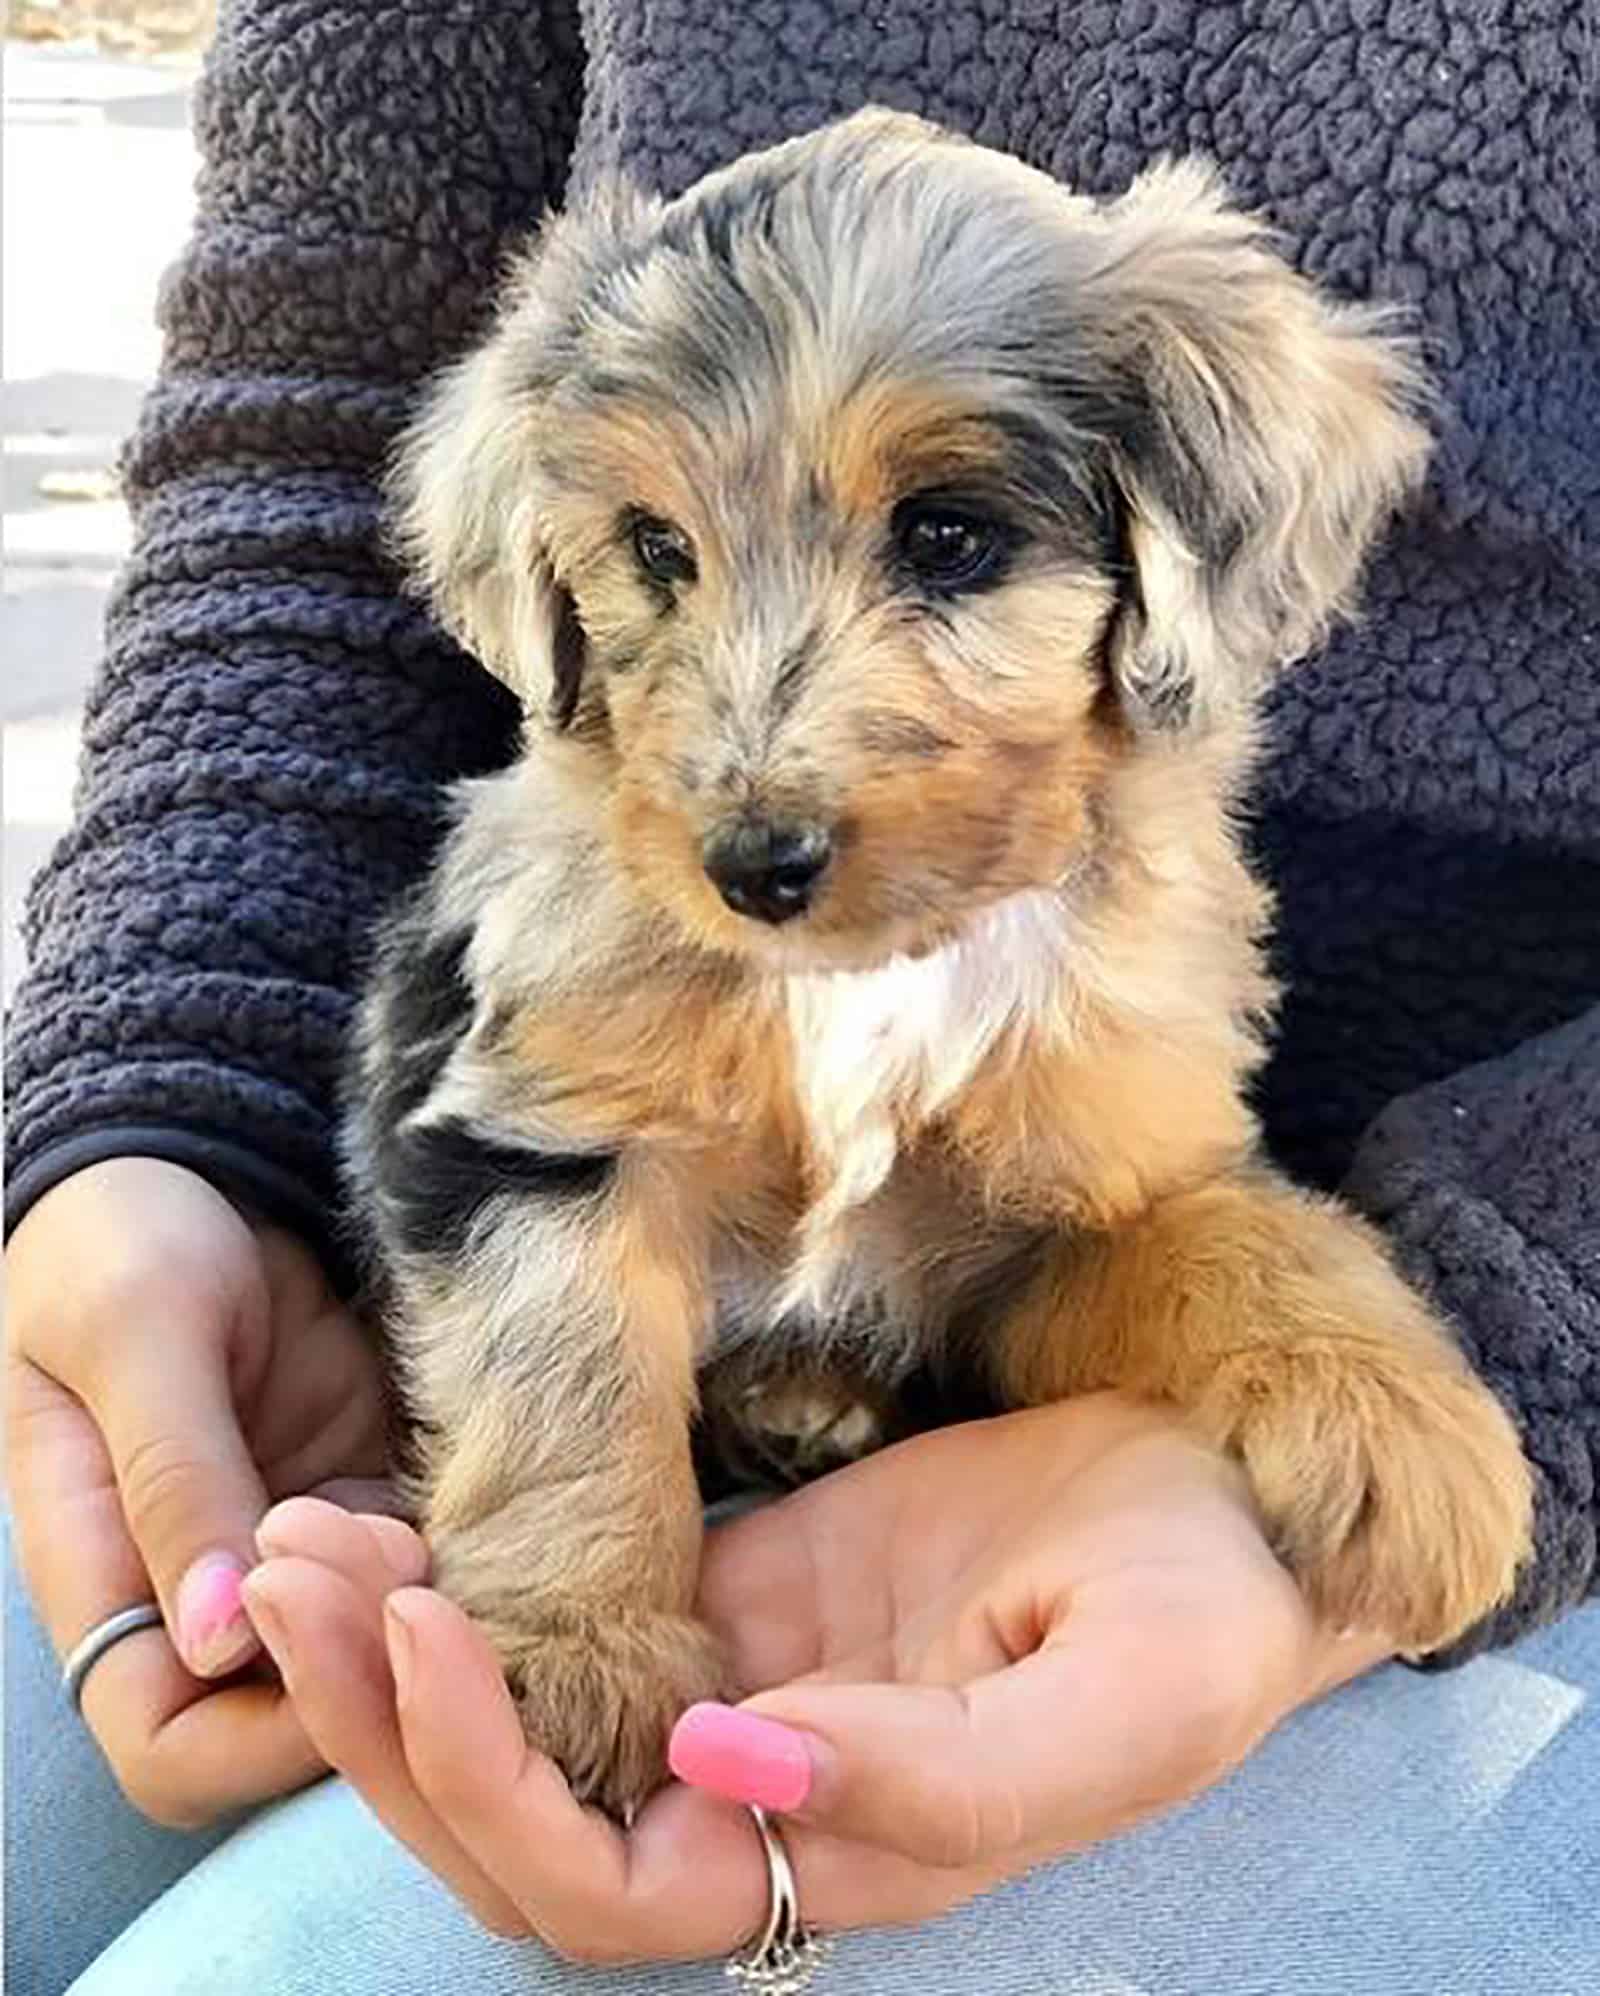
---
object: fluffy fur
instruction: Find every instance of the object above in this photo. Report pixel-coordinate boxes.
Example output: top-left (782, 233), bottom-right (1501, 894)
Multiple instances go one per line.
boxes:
top-left (344, 110), bottom-right (1533, 1814)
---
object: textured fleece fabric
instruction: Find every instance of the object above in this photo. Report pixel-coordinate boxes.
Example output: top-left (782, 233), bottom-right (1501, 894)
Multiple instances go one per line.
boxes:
top-left (5, 0), bottom-right (1596, 1659)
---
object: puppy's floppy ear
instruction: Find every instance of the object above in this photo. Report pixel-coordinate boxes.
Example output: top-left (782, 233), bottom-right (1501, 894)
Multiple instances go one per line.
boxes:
top-left (388, 178), bottom-right (662, 728)
top-left (1081, 160), bottom-right (1431, 732)
top-left (389, 337), bottom-right (583, 725)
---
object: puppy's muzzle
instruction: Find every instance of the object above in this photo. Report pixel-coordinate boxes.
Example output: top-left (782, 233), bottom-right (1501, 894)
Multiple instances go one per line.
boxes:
top-left (703, 817), bottom-right (832, 925)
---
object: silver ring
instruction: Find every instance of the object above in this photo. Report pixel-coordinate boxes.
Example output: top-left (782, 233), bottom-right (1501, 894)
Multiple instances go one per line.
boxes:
top-left (727, 1805), bottom-right (831, 1993)
top-left (61, 1603), bottom-right (166, 1711)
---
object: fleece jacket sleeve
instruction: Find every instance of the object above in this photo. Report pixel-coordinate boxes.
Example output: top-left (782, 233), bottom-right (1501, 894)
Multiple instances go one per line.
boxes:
top-left (1344, 1007), bottom-right (1600, 1661)
top-left (4, 0), bottom-right (585, 1271)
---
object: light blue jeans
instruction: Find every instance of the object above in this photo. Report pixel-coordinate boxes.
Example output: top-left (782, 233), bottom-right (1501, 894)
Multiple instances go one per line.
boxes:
top-left (8, 1514), bottom-right (1599, 1996)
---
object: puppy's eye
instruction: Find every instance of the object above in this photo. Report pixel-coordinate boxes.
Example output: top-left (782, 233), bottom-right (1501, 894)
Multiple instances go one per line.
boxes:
top-left (892, 499), bottom-right (1013, 596)
top-left (629, 513), bottom-right (698, 588)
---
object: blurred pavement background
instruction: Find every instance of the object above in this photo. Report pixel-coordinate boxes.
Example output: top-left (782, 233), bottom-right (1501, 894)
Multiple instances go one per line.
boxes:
top-left (3, 35), bottom-right (199, 1004)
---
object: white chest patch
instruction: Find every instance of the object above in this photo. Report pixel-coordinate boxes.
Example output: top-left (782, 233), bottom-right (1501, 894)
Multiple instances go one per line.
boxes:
top-left (779, 890), bottom-right (1071, 1311)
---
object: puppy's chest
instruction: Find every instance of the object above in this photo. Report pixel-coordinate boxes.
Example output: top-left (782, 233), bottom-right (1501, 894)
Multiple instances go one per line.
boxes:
top-left (697, 943), bottom-right (1060, 1393)
top-left (727, 923), bottom-right (1057, 1316)
top-left (781, 952), bottom-right (994, 1210)
top-left (498, 895), bottom-right (1069, 1315)
top-left (780, 895), bottom-right (1070, 1187)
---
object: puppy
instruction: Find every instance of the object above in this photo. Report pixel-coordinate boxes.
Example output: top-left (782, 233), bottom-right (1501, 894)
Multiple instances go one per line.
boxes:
top-left (345, 109), bottom-right (1533, 1816)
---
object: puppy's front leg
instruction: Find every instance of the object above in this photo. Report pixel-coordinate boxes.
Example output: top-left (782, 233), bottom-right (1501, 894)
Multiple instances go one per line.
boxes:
top-left (392, 1148), bottom-right (723, 1816)
top-left (992, 1168), bottom-right (1534, 1654)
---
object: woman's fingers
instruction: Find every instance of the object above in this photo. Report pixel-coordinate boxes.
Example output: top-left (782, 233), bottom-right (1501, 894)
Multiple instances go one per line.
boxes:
top-left (104, 1669), bottom-right (326, 1832)
top-left (243, 1521), bottom-right (525, 1937)
top-left (6, 1356), bottom-right (322, 1827)
top-left (247, 1500), bottom-right (991, 1948)
top-left (378, 1584), bottom-right (774, 1961)
top-left (256, 1495), bottom-right (427, 1585)
top-left (249, 1502), bottom-right (710, 1954)
top-left (9, 1160), bottom-right (275, 1682)
top-left (249, 1497), bottom-right (1022, 1953)
top-left (382, 1584), bottom-right (990, 1954)
top-left (85, 1342), bottom-right (272, 1679)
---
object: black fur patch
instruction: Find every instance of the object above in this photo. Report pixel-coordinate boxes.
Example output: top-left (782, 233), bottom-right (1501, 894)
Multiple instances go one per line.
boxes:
top-left (548, 587), bottom-right (588, 729)
top-left (376, 927), bottom-right (475, 1130)
top-left (1088, 474), bottom-right (1137, 687)
top-left (1113, 386), bottom-right (1248, 572)
top-left (383, 1115), bottom-right (616, 1260)
top-left (361, 922), bottom-right (618, 1258)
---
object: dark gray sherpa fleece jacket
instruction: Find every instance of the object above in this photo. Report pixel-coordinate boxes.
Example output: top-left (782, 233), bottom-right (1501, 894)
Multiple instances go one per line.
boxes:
top-left (6, 0), bottom-right (1596, 1661)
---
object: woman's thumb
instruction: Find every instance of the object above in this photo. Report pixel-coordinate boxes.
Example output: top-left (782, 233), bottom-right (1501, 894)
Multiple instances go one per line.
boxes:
top-left (669, 1681), bottom-right (1021, 1870)
top-left (93, 1354), bottom-right (271, 1679)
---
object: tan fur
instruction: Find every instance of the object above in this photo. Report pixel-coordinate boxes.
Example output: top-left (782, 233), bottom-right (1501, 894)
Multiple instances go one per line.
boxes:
top-left (351, 110), bottom-right (1531, 1814)
top-left (990, 1173), bottom-right (1532, 1647)
top-left (408, 1161), bottom-right (724, 1816)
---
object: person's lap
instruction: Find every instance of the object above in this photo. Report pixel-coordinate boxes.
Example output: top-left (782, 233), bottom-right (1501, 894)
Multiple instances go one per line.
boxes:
top-left (9, 1515), bottom-right (1598, 1996)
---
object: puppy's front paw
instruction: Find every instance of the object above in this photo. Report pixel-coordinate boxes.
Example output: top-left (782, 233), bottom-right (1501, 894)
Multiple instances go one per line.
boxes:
top-left (503, 1609), bottom-right (726, 1818)
top-left (1197, 1343), bottom-right (1534, 1653)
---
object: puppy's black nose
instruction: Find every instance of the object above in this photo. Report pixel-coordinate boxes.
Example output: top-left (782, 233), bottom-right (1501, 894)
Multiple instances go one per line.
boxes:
top-left (703, 819), bottom-right (832, 924)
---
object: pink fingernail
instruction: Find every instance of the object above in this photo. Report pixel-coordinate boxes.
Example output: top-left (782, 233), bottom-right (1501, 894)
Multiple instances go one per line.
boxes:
top-left (176, 1553), bottom-right (257, 1677)
top-left (669, 1702), bottom-right (814, 1812)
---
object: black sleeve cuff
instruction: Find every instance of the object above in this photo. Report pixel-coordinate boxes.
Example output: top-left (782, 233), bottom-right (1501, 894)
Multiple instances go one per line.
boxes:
top-left (4, 1124), bottom-right (359, 1295)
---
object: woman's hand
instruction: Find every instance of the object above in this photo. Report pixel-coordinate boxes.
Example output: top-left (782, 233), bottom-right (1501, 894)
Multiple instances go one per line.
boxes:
top-left (4, 1157), bottom-right (390, 1826)
top-left (242, 1394), bottom-right (1392, 1956)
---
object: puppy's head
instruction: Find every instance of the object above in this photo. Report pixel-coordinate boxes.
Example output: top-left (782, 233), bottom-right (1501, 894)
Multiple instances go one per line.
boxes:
top-left (396, 110), bottom-right (1428, 968)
